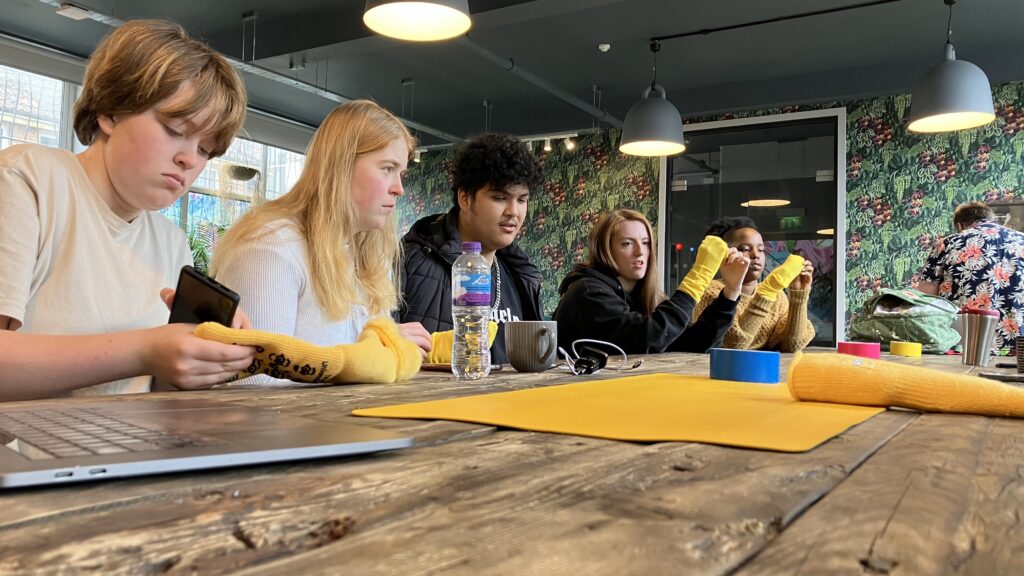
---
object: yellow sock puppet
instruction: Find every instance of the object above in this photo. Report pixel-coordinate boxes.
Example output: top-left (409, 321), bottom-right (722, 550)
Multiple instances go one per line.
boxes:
top-left (678, 236), bottom-right (730, 301)
top-left (426, 321), bottom-right (499, 364)
top-left (195, 317), bottom-right (422, 384)
top-left (788, 353), bottom-right (1024, 417)
top-left (755, 254), bottom-right (806, 302)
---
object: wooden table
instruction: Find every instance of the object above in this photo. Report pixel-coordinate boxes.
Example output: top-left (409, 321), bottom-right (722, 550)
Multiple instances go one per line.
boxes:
top-left (2, 352), bottom-right (1020, 575)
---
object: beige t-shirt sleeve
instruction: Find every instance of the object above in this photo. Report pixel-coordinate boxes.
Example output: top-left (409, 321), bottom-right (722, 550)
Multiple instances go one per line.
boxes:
top-left (0, 157), bottom-right (43, 326)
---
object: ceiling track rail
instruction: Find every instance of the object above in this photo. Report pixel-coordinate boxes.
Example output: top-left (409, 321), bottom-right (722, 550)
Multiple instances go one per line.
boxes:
top-left (653, 0), bottom-right (905, 42)
top-left (458, 36), bottom-right (623, 129)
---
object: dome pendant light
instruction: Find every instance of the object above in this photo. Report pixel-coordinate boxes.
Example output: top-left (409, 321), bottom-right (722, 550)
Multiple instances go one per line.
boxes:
top-left (907, 0), bottom-right (994, 133)
top-left (363, 0), bottom-right (471, 42)
top-left (620, 40), bottom-right (686, 157)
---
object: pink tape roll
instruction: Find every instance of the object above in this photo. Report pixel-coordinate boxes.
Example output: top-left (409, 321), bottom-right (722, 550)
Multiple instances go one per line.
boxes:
top-left (837, 341), bottom-right (881, 359)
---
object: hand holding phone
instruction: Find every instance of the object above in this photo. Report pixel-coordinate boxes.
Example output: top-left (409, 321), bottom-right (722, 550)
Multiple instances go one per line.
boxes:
top-left (167, 265), bottom-right (240, 326)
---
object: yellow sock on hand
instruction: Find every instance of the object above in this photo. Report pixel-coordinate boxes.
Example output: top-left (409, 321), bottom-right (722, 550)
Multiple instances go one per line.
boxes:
top-left (678, 236), bottom-right (729, 301)
top-left (195, 317), bottom-right (422, 383)
top-left (788, 353), bottom-right (1024, 417)
top-left (426, 322), bottom-right (499, 364)
top-left (756, 254), bottom-right (806, 302)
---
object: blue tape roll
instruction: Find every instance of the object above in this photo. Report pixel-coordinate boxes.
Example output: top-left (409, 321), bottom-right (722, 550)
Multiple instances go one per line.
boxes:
top-left (709, 348), bottom-right (781, 384)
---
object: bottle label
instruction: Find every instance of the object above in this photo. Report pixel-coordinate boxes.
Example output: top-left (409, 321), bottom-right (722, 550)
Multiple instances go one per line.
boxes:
top-left (453, 272), bottom-right (491, 307)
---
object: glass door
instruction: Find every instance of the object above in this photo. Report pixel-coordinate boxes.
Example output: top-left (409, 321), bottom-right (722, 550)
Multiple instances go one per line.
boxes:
top-left (663, 111), bottom-right (845, 346)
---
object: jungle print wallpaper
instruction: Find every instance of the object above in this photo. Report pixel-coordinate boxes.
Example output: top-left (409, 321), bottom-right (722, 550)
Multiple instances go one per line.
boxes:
top-left (397, 130), bottom-right (660, 317)
top-left (397, 81), bottom-right (1024, 331)
top-left (844, 81), bottom-right (1023, 325)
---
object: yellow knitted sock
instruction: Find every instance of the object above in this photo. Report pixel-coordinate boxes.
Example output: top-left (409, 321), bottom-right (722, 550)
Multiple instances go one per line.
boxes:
top-left (426, 321), bottom-right (499, 364)
top-left (195, 317), bottom-right (421, 383)
top-left (788, 352), bottom-right (1024, 417)
top-left (678, 236), bottom-right (729, 301)
top-left (756, 254), bottom-right (806, 302)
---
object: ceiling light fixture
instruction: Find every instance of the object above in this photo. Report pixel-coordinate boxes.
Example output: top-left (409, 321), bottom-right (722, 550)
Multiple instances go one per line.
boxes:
top-left (563, 138), bottom-right (576, 151)
top-left (740, 199), bottom-right (791, 208)
top-left (413, 149), bottom-right (422, 163)
top-left (619, 40), bottom-right (686, 157)
top-left (907, 0), bottom-right (994, 133)
top-left (543, 139), bottom-right (552, 152)
top-left (363, 0), bottom-right (471, 42)
top-left (55, 2), bottom-right (92, 20)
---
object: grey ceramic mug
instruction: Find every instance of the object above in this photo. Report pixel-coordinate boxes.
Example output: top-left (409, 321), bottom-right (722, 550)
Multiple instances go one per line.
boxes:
top-left (505, 321), bottom-right (558, 372)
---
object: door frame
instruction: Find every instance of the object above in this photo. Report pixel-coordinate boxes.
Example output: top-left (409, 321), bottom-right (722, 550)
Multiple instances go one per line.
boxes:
top-left (657, 107), bottom-right (848, 341)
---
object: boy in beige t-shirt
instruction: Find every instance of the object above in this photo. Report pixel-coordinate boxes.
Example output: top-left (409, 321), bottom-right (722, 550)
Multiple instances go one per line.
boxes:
top-left (0, 20), bottom-right (254, 400)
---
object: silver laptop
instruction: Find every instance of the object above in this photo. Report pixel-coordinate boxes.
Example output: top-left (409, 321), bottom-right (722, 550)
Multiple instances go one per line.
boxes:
top-left (0, 397), bottom-right (412, 488)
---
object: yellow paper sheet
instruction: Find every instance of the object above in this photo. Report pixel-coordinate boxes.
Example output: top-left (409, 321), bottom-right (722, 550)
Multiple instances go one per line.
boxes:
top-left (353, 373), bottom-right (884, 452)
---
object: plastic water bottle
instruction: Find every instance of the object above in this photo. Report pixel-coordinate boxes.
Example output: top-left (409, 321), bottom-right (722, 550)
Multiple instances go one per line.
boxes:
top-left (452, 241), bottom-right (492, 380)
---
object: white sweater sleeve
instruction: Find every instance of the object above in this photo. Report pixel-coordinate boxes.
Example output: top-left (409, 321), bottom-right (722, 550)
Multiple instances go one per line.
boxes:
top-left (213, 226), bottom-right (305, 337)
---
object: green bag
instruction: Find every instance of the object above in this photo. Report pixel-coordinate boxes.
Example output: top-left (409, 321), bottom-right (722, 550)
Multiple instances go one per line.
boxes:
top-left (847, 288), bottom-right (961, 354)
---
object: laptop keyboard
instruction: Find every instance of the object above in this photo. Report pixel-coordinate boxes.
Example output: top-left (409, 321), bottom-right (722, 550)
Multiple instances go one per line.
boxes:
top-left (0, 408), bottom-right (220, 460)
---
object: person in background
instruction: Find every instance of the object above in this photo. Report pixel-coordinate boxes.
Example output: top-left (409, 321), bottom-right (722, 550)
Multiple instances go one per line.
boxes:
top-left (211, 100), bottom-right (432, 384)
top-left (0, 20), bottom-right (254, 401)
top-left (917, 201), bottom-right (1024, 352)
top-left (400, 133), bottom-right (545, 365)
top-left (694, 216), bottom-right (815, 352)
top-left (553, 208), bottom-right (750, 354)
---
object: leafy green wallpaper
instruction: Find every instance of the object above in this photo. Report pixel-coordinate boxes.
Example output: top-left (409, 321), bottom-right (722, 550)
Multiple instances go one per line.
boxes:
top-left (689, 82), bottom-right (1024, 328)
top-left (397, 130), bottom-right (659, 317)
top-left (844, 82), bottom-right (1024, 325)
top-left (398, 81), bottom-right (1024, 333)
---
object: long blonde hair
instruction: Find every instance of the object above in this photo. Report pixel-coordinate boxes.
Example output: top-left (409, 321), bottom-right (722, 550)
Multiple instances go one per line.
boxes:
top-left (587, 209), bottom-right (667, 316)
top-left (212, 100), bottom-right (415, 320)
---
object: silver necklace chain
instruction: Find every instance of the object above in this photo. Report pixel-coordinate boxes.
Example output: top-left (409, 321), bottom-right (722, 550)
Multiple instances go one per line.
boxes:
top-left (492, 256), bottom-right (502, 314)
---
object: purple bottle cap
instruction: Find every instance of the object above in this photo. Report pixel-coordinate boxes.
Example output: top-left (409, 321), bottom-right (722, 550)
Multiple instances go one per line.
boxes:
top-left (461, 241), bottom-right (482, 252)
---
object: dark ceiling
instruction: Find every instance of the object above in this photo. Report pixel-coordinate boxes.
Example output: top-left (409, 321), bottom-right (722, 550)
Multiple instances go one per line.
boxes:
top-left (3, 0), bottom-right (1023, 146)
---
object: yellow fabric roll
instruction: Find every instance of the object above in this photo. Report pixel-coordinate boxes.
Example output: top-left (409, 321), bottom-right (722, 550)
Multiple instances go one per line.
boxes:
top-left (788, 352), bottom-right (1024, 417)
top-left (425, 321), bottom-right (499, 364)
top-left (195, 317), bottom-right (421, 384)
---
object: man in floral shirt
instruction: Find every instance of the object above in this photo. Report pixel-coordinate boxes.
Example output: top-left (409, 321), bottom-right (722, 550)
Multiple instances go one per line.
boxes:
top-left (918, 201), bottom-right (1024, 351)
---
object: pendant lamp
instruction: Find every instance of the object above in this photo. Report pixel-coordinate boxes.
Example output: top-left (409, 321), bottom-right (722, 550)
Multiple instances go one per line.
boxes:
top-left (363, 0), bottom-right (471, 42)
top-left (907, 0), bottom-right (994, 133)
top-left (619, 41), bottom-right (686, 157)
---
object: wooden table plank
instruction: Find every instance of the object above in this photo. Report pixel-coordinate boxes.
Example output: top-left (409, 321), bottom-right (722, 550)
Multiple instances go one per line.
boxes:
top-left (735, 411), bottom-right (1024, 575)
top-left (0, 351), bottom-right (1002, 575)
top-left (0, 412), bottom-right (914, 575)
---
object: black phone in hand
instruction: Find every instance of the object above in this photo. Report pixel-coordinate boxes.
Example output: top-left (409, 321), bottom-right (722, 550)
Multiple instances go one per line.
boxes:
top-left (167, 265), bottom-right (240, 326)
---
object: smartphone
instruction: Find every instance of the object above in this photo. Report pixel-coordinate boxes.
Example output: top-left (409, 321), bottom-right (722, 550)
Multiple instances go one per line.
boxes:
top-left (167, 265), bottom-right (240, 326)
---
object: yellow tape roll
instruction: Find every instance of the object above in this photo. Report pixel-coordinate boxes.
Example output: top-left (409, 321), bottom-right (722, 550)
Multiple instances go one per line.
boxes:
top-left (889, 341), bottom-right (923, 357)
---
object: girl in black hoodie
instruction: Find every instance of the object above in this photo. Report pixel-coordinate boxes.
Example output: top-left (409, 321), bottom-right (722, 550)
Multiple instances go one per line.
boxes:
top-left (553, 209), bottom-right (749, 354)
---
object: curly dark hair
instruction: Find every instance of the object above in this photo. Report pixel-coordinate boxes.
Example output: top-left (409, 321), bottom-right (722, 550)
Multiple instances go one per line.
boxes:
top-left (704, 216), bottom-right (758, 242)
top-left (451, 133), bottom-right (544, 205)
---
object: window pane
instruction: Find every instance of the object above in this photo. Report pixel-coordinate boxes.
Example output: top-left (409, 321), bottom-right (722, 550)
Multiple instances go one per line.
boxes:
top-left (186, 192), bottom-right (250, 235)
top-left (159, 196), bottom-right (183, 228)
top-left (0, 64), bottom-right (63, 150)
top-left (193, 139), bottom-right (264, 199)
top-left (265, 146), bottom-right (305, 200)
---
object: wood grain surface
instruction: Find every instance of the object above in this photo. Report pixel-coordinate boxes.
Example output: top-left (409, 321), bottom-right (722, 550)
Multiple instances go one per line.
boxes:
top-left (0, 350), bottom-right (1016, 575)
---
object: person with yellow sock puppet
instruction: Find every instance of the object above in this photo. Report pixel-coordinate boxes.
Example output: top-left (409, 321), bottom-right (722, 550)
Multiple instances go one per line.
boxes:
top-left (553, 209), bottom-right (751, 354)
top-left (693, 216), bottom-right (816, 352)
top-left (203, 100), bottom-right (432, 384)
